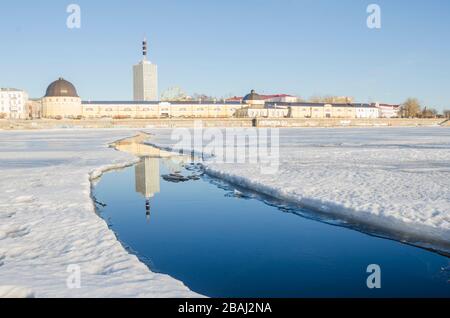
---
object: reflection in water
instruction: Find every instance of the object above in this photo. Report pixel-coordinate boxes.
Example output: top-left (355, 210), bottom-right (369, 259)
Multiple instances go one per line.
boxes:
top-left (114, 133), bottom-right (193, 222)
top-left (135, 157), bottom-right (161, 222)
top-left (133, 156), bottom-right (203, 222)
top-left (113, 133), bottom-right (174, 158)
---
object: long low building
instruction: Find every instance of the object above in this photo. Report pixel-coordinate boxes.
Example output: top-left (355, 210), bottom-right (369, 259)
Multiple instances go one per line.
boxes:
top-left (39, 78), bottom-right (398, 120)
top-left (238, 100), bottom-right (381, 120)
top-left (237, 102), bottom-right (375, 119)
top-left (82, 101), bottom-right (242, 119)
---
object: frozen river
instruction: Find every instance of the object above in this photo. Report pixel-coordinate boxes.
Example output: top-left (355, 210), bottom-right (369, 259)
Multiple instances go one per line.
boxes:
top-left (0, 127), bottom-right (449, 297)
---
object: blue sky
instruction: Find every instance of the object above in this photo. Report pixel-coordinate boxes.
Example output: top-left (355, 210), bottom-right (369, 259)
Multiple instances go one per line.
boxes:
top-left (1, 0), bottom-right (449, 110)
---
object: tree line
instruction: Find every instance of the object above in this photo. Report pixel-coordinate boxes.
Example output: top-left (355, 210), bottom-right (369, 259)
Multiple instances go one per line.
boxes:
top-left (401, 98), bottom-right (449, 119)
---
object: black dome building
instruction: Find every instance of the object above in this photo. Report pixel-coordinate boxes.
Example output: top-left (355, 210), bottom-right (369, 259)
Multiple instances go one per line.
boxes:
top-left (243, 90), bottom-right (263, 102)
top-left (45, 78), bottom-right (79, 97)
top-left (242, 89), bottom-right (265, 108)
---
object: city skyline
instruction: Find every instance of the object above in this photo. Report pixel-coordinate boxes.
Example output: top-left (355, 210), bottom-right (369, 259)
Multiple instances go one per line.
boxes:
top-left (1, 1), bottom-right (450, 110)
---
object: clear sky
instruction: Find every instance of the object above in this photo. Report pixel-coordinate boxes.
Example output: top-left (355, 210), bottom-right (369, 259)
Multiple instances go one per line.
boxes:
top-left (1, 0), bottom-right (449, 110)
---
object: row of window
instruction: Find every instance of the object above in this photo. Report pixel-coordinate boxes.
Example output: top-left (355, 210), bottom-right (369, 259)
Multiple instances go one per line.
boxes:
top-left (46, 98), bottom-right (78, 102)
top-left (297, 108), bottom-right (374, 113)
top-left (83, 107), bottom-right (237, 112)
top-left (0, 102), bottom-right (24, 107)
top-left (0, 93), bottom-right (24, 98)
top-left (0, 100), bottom-right (23, 104)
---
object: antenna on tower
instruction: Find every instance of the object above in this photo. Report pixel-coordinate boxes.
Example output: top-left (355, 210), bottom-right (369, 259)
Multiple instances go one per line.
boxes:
top-left (142, 36), bottom-right (148, 60)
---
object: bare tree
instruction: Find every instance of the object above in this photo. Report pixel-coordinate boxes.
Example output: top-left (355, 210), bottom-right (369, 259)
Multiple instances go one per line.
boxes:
top-left (443, 110), bottom-right (450, 119)
top-left (308, 95), bottom-right (323, 103)
top-left (401, 98), bottom-right (422, 118)
top-left (421, 107), bottom-right (438, 118)
top-left (161, 87), bottom-right (189, 101)
top-left (308, 95), bottom-right (353, 103)
top-left (192, 93), bottom-right (217, 101)
top-left (322, 95), bottom-right (336, 103)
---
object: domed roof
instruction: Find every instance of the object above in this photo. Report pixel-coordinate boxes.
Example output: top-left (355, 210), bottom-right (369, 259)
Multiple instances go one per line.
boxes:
top-left (45, 78), bottom-right (78, 97)
top-left (243, 90), bottom-right (263, 102)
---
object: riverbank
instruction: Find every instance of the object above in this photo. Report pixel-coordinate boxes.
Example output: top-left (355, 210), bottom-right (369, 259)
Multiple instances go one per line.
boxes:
top-left (0, 118), bottom-right (447, 130)
top-left (0, 130), bottom-right (198, 298)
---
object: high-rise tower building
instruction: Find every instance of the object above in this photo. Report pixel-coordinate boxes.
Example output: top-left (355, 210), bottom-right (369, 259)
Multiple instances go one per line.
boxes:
top-left (133, 38), bottom-right (158, 101)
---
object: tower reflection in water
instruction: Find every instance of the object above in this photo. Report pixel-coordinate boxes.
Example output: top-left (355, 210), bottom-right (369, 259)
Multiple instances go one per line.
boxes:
top-left (134, 157), bottom-right (160, 222)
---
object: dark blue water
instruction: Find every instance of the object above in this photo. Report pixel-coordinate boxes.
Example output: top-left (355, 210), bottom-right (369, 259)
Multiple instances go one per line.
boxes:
top-left (93, 157), bottom-right (450, 298)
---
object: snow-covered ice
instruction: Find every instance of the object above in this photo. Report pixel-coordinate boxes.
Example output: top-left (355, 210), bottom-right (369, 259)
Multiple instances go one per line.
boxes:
top-left (149, 127), bottom-right (450, 253)
top-left (0, 130), bottom-right (199, 298)
top-left (1, 127), bottom-right (449, 298)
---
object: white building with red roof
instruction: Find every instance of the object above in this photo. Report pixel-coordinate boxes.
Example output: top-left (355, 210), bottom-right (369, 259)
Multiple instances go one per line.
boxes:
top-left (374, 103), bottom-right (401, 118)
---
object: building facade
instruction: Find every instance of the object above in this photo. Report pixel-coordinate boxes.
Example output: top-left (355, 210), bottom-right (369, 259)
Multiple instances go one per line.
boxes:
top-left (38, 78), bottom-right (394, 121)
top-left (133, 39), bottom-right (158, 101)
top-left (355, 103), bottom-right (380, 119)
top-left (0, 88), bottom-right (28, 119)
top-left (375, 103), bottom-right (400, 118)
top-left (25, 99), bottom-right (43, 119)
top-left (82, 100), bottom-right (241, 119)
top-left (243, 101), bottom-right (375, 119)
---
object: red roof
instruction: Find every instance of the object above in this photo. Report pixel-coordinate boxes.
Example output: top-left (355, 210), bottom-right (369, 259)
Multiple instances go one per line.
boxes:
top-left (374, 103), bottom-right (401, 109)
